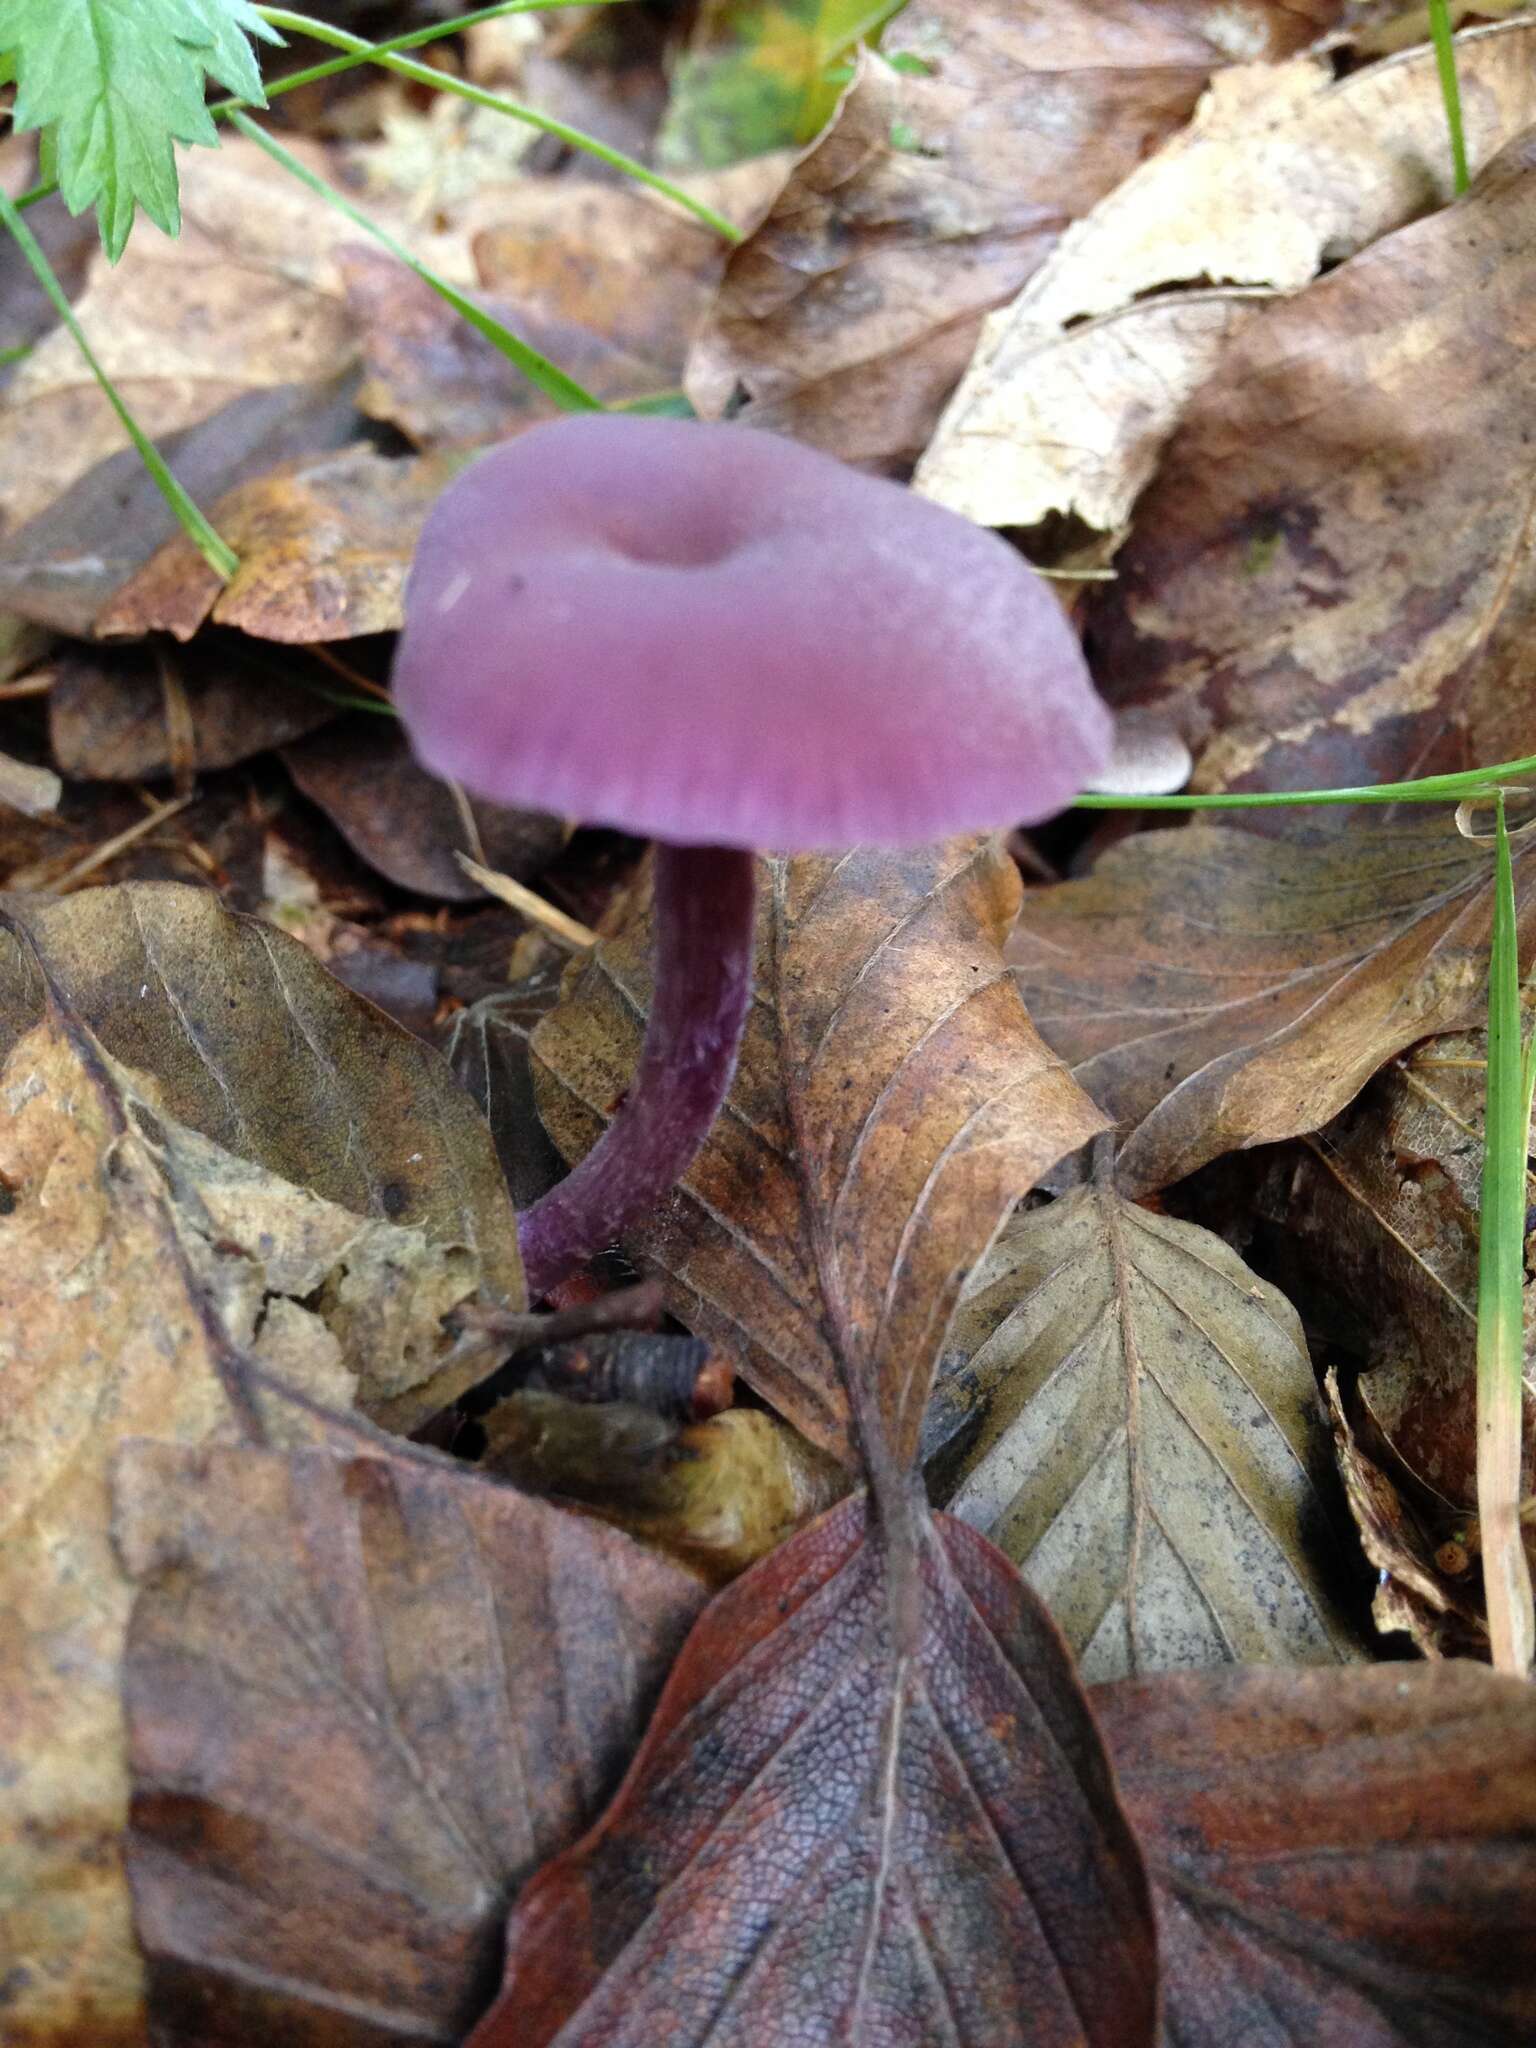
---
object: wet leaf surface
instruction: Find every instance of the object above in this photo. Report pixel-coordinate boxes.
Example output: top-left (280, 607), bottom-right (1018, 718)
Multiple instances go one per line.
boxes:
top-left (1007, 819), bottom-right (1536, 1197)
top-left (477, 1495), bottom-right (1158, 2048)
top-left (118, 1437), bottom-right (707, 2048)
top-left (926, 1184), bottom-right (1357, 1679)
top-left (1097, 1661), bottom-right (1536, 2046)
top-left (533, 838), bottom-right (1107, 1462)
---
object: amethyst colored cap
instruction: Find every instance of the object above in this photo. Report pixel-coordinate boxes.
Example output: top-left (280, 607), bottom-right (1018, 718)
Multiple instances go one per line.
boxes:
top-left (394, 416), bottom-right (1112, 851)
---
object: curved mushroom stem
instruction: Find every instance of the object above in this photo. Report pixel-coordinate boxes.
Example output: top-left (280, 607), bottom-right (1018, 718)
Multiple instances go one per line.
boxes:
top-left (518, 843), bottom-right (756, 1300)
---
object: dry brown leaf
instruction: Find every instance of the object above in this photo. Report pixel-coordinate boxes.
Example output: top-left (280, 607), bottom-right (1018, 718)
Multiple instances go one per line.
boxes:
top-left (47, 641), bottom-right (332, 782)
top-left (483, 1394), bottom-right (850, 1583)
top-left (925, 1183), bottom-right (1357, 1679)
top-left (342, 173), bottom-right (744, 451)
top-left (97, 446), bottom-right (459, 646)
top-left (117, 1437), bottom-right (706, 2048)
top-left (1324, 1367), bottom-right (1490, 1659)
top-left (0, 377), bottom-right (362, 640)
top-left (480, 1495), bottom-right (1159, 2048)
top-left (917, 20), bottom-right (1536, 535)
top-left (684, 0), bottom-right (1329, 471)
top-left (1098, 1660), bottom-right (1536, 2045)
top-left (0, 1009), bottom-right (359, 2044)
top-left (532, 839), bottom-right (1107, 1461)
top-left (1082, 125), bottom-right (1536, 794)
top-left (1259, 1032), bottom-right (1536, 1650)
top-left (0, 882), bottom-right (522, 1305)
top-left (0, 138), bottom-right (415, 538)
top-left (282, 720), bottom-right (567, 900)
top-left (1007, 819), bottom-right (1536, 1197)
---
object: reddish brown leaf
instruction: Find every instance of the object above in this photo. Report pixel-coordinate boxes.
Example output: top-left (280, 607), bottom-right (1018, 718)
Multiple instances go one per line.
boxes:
top-left (117, 1438), bottom-right (707, 2048)
top-left (1097, 1662), bottom-right (1536, 2045)
top-left (1084, 127), bottom-right (1536, 797)
top-left (686, 0), bottom-right (1342, 472)
top-left (1007, 819), bottom-right (1536, 1197)
top-left (476, 1494), bottom-right (1157, 2048)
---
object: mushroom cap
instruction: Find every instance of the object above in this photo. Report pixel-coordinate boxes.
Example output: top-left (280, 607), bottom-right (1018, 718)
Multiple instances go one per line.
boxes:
top-left (393, 416), bottom-right (1112, 851)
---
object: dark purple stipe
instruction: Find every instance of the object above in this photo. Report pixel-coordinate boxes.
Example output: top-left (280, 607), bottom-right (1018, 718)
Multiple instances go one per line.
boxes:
top-left (517, 843), bottom-right (755, 1300)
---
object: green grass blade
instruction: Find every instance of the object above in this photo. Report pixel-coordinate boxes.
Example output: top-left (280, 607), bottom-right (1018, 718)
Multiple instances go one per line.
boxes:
top-left (227, 110), bottom-right (603, 413)
top-left (0, 185), bottom-right (237, 579)
top-left (1076, 752), bottom-right (1536, 813)
top-left (1477, 791), bottom-right (1534, 1673)
top-left (230, 0), bottom-right (626, 107)
top-left (1428, 0), bottom-right (1472, 196)
top-left (254, 7), bottom-right (743, 243)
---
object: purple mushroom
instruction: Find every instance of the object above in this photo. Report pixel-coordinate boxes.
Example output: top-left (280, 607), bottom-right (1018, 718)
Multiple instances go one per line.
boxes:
top-left (393, 416), bottom-right (1112, 1297)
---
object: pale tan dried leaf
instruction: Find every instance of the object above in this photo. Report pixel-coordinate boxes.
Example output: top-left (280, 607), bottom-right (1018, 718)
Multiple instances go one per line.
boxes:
top-left (684, 0), bottom-right (1253, 471)
top-left (1085, 126), bottom-right (1536, 794)
top-left (0, 747), bottom-right (60, 817)
top-left (926, 1185), bottom-right (1357, 1679)
top-left (0, 1012), bottom-right (357, 2044)
top-left (917, 19), bottom-right (1536, 536)
top-left (532, 840), bottom-right (1107, 1465)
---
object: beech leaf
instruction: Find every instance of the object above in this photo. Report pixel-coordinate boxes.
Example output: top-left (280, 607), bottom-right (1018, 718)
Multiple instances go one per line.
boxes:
top-left (532, 838), bottom-right (1107, 1464)
top-left (926, 1185), bottom-right (1357, 1679)
top-left (1083, 125), bottom-right (1536, 795)
top-left (118, 1438), bottom-right (707, 2047)
top-left (475, 1495), bottom-right (1158, 2048)
top-left (0, 880), bottom-right (522, 1312)
top-left (1008, 819), bottom-right (1536, 1198)
top-left (1097, 1662), bottom-right (1536, 2045)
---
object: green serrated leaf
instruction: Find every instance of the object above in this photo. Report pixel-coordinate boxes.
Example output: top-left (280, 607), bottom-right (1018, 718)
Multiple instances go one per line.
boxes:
top-left (0, 0), bottom-right (282, 259)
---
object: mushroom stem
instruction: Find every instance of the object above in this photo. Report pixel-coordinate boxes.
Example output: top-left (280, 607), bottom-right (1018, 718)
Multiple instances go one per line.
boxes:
top-left (518, 843), bottom-right (756, 1299)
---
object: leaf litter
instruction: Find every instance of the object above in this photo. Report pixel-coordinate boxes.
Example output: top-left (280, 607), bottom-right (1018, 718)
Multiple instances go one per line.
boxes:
top-left (3, 5), bottom-right (1536, 2045)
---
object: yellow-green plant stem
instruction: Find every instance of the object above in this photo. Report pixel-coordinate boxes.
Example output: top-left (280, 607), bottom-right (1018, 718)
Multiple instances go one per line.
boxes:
top-left (227, 111), bottom-right (602, 412)
top-left (254, 7), bottom-right (743, 243)
top-left (1428, 0), bottom-right (1472, 195)
top-left (0, 189), bottom-right (236, 579)
top-left (1076, 752), bottom-right (1536, 812)
top-left (1477, 791), bottom-right (1534, 1674)
top-left (227, 0), bottom-right (624, 107)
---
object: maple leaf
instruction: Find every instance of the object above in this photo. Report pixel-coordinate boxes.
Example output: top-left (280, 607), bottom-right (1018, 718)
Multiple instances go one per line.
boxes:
top-left (0, 0), bottom-right (280, 260)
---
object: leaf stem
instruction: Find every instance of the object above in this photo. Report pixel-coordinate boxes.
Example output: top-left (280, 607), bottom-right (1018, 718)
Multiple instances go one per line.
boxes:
top-left (1477, 791), bottom-right (1534, 1674)
top-left (0, 188), bottom-right (237, 580)
top-left (1075, 751), bottom-right (1536, 813)
top-left (226, 111), bottom-right (603, 412)
top-left (1428, 0), bottom-right (1472, 196)
top-left (253, 6), bottom-right (744, 243)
